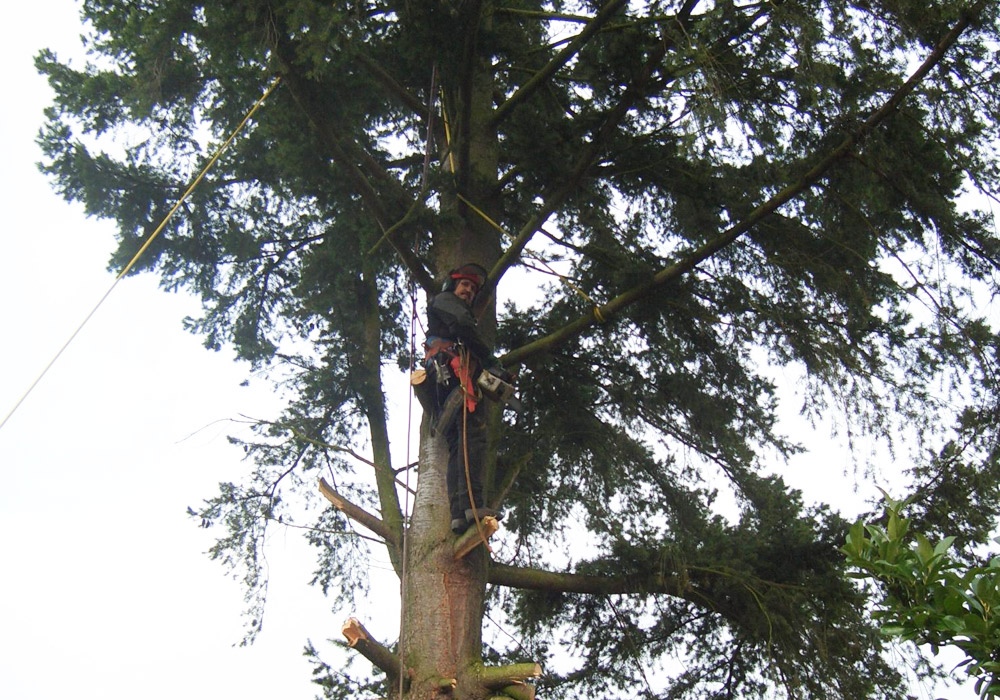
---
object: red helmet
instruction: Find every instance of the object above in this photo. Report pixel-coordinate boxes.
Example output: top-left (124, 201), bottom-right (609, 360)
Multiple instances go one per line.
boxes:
top-left (443, 263), bottom-right (487, 292)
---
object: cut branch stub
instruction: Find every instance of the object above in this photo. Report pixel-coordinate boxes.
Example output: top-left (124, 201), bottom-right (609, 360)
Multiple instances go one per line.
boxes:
top-left (341, 616), bottom-right (367, 646)
top-left (480, 662), bottom-right (543, 690)
top-left (341, 617), bottom-right (401, 680)
top-left (497, 684), bottom-right (536, 700)
top-left (453, 515), bottom-right (500, 559)
top-left (437, 677), bottom-right (458, 690)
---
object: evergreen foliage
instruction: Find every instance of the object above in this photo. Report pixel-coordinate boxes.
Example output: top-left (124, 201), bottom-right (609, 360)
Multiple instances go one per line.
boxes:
top-left (37, 1), bottom-right (1000, 698)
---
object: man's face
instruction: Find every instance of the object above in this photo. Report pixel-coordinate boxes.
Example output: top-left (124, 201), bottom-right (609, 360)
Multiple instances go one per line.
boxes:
top-left (454, 278), bottom-right (479, 305)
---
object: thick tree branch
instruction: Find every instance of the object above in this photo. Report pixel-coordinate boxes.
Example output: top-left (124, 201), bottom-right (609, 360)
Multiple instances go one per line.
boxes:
top-left (501, 1), bottom-right (986, 367)
top-left (489, 562), bottom-right (686, 596)
top-left (494, 8), bottom-right (595, 23)
top-left (489, 0), bottom-right (629, 129)
top-left (357, 263), bottom-right (406, 571)
top-left (494, 684), bottom-right (536, 700)
top-left (318, 478), bottom-right (400, 549)
top-left (488, 562), bottom-right (767, 631)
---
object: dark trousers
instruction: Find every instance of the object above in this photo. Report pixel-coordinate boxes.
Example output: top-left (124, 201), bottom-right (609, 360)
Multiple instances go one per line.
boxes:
top-left (444, 400), bottom-right (487, 521)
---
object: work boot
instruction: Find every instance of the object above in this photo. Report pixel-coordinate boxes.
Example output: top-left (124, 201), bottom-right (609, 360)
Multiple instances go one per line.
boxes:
top-left (465, 507), bottom-right (503, 523)
top-left (451, 517), bottom-right (470, 534)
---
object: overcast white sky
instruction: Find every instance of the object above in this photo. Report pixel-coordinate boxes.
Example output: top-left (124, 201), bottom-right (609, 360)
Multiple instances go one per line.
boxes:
top-left (0, 3), bottom-right (389, 699)
top-left (0, 2), bottom-right (982, 699)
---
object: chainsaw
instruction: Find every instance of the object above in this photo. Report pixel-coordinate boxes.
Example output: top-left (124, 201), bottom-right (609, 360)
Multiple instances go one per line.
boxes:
top-left (477, 369), bottom-right (523, 412)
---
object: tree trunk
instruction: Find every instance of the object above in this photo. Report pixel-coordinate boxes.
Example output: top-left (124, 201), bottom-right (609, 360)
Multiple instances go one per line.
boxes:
top-left (399, 417), bottom-right (489, 700)
top-left (397, 9), bottom-right (504, 698)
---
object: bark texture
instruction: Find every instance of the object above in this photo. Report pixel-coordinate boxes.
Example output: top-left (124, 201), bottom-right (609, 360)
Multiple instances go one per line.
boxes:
top-left (400, 418), bottom-right (490, 699)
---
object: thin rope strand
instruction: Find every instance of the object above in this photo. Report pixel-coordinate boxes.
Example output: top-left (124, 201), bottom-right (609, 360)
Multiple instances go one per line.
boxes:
top-left (0, 77), bottom-right (281, 434)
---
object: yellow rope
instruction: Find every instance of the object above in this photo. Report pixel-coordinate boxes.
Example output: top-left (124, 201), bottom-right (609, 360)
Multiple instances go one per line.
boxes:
top-left (455, 192), bottom-right (506, 238)
top-left (0, 76), bottom-right (282, 432)
top-left (440, 90), bottom-right (456, 174)
top-left (455, 193), bottom-right (605, 320)
top-left (117, 76), bottom-right (282, 280)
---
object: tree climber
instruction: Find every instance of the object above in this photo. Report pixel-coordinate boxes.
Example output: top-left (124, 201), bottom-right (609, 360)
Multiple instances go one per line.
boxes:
top-left (423, 263), bottom-right (511, 534)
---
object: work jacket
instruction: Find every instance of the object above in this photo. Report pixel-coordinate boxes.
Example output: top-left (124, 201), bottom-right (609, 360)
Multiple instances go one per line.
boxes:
top-left (425, 291), bottom-right (498, 366)
top-left (425, 291), bottom-right (498, 412)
